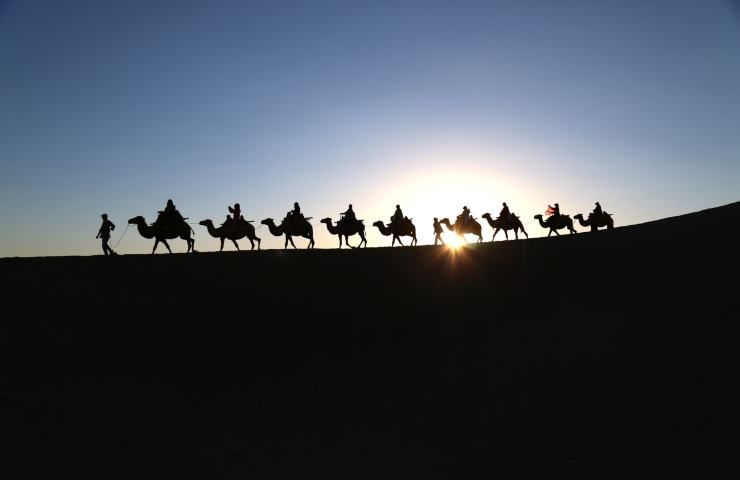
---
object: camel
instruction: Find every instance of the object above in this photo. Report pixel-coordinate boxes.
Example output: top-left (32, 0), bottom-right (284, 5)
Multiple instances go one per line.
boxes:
top-left (438, 217), bottom-right (483, 243)
top-left (128, 216), bottom-right (195, 254)
top-left (320, 218), bottom-right (367, 248)
top-left (534, 214), bottom-right (577, 236)
top-left (372, 219), bottom-right (417, 246)
top-left (261, 216), bottom-right (315, 249)
top-left (481, 213), bottom-right (529, 241)
top-left (199, 218), bottom-right (261, 251)
top-left (574, 212), bottom-right (614, 232)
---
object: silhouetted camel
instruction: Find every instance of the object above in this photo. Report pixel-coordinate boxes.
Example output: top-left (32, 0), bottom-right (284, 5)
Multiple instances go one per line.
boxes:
top-left (199, 218), bottom-right (261, 251)
top-left (128, 216), bottom-right (195, 253)
top-left (438, 218), bottom-right (483, 243)
top-left (320, 217), bottom-right (367, 248)
top-left (534, 214), bottom-right (577, 236)
top-left (261, 217), bottom-right (315, 249)
top-left (372, 219), bottom-right (417, 246)
top-left (481, 213), bottom-right (528, 241)
top-left (574, 213), bottom-right (614, 232)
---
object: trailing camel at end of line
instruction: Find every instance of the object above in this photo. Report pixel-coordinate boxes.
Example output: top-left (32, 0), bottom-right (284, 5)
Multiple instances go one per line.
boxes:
top-left (534, 214), bottom-right (577, 236)
top-left (261, 216), bottom-right (315, 249)
top-left (320, 217), bottom-right (367, 248)
top-left (438, 217), bottom-right (483, 243)
top-left (372, 219), bottom-right (417, 246)
top-left (481, 213), bottom-right (528, 241)
top-left (128, 216), bottom-right (196, 254)
top-left (573, 212), bottom-right (614, 232)
top-left (199, 218), bottom-right (261, 251)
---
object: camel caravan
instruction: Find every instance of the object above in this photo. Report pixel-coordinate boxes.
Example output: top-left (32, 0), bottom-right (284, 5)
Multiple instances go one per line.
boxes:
top-left (118, 199), bottom-right (614, 254)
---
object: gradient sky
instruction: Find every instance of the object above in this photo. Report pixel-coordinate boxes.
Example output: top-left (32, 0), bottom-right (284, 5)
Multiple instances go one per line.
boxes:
top-left (1, 0), bottom-right (739, 256)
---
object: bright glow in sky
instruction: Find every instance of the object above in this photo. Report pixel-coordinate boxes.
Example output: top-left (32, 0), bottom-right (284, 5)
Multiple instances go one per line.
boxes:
top-left (1, 0), bottom-right (739, 256)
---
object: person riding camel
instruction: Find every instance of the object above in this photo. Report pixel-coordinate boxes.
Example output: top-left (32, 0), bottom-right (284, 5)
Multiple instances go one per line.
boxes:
top-left (593, 201), bottom-right (603, 218)
top-left (391, 204), bottom-right (404, 225)
top-left (228, 203), bottom-right (241, 225)
top-left (340, 204), bottom-right (356, 225)
top-left (287, 202), bottom-right (302, 227)
top-left (458, 206), bottom-right (470, 226)
top-left (160, 199), bottom-right (184, 225)
top-left (547, 203), bottom-right (560, 218)
top-left (499, 202), bottom-right (511, 223)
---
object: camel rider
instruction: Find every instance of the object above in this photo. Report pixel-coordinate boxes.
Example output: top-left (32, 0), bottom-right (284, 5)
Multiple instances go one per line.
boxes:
top-left (593, 201), bottom-right (603, 218)
top-left (340, 204), bottom-right (356, 224)
top-left (391, 204), bottom-right (404, 225)
top-left (228, 203), bottom-right (241, 225)
top-left (161, 199), bottom-right (184, 225)
top-left (459, 206), bottom-right (470, 226)
top-left (499, 202), bottom-right (511, 223)
top-left (548, 203), bottom-right (560, 217)
top-left (433, 217), bottom-right (445, 246)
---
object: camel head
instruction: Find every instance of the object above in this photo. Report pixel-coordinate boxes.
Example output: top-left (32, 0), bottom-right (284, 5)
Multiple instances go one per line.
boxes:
top-left (320, 217), bottom-right (332, 225)
top-left (199, 219), bottom-right (214, 227)
top-left (534, 214), bottom-right (543, 220)
top-left (372, 221), bottom-right (384, 228)
top-left (261, 218), bottom-right (274, 226)
top-left (439, 218), bottom-right (451, 225)
top-left (573, 214), bottom-right (584, 220)
top-left (481, 213), bottom-right (492, 220)
top-left (128, 216), bottom-right (145, 225)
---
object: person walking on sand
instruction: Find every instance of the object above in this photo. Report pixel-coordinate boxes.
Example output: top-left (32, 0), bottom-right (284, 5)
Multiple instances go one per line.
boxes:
top-left (96, 213), bottom-right (117, 256)
top-left (433, 217), bottom-right (445, 246)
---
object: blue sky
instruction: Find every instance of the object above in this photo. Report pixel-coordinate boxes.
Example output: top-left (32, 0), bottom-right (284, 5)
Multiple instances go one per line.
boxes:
top-left (1, 0), bottom-right (739, 255)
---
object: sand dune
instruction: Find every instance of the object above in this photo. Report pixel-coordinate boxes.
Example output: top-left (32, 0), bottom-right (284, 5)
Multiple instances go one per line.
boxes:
top-left (1, 202), bottom-right (738, 477)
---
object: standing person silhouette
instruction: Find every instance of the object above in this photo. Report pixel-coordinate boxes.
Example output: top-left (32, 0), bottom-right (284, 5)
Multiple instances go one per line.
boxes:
top-left (433, 217), bottom-right (445, 245)
top-left (96, 214), bottom-right (117, 256)
top-left (547, 203), bottom-right (560, 217)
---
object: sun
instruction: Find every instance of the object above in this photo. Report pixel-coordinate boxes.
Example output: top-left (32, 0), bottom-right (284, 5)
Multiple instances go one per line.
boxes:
top-left (447, 236), bottom-right (465, 250)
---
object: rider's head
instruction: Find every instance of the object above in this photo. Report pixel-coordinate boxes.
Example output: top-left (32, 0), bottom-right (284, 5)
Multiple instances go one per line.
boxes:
top-left (503, 202), bottom-right (507, 206)
top-left (294, 202), bottom-right (299, 207)
top-left (434, 217), bottom-right (438, 221)
top-left (555, 203), bottom-right (559, 207)
top-left (235, 203), bottom-right (240, 208)
top-left (595, 201), bottom-right (600, 206)
top-left (101, 213), bottom-right (107, 219)
top-left (349, 204), bottom-right (353, 208)
top-left (396, 204), bottom-right (400, 209)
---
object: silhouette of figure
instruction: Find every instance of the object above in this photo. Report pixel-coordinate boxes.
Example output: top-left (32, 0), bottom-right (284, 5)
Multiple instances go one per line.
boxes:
top-left (593, 201), bottom-right (603, 218)
top-left (391, 204), bottom-right (404, 224)
top-left (159, 199), bottom-right (184, 225)
top-left (433, 217), bottom-right (445, 246)
top-left (340, 204), bottom-right (356, 224)
top-left (228, 203), bottom-right (241, 223)
top-left (96, 213), bottom-right (117, 256)
top-left (499, 202), bottom-right (511, 222)
top-left (547, 203), bottom-right (560, 217)
top-left (458, 206), bottom-right (470, 226)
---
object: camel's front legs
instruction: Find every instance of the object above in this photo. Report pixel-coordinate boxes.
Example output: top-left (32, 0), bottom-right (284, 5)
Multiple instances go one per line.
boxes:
top-left (231, 239), bottom-right (240, 250)
top-left (152, 239), bottom-right (160, 254)
top-left (338, 235), bottom-right (343, 249)
top-left (220, 238), bottom-right (225, 252)
top-left (504, 229), bottom-right (509, 240)
top-left (345, 235), bottom-right (355, 249)
top-left (288, 236), bottom-right (297, 249)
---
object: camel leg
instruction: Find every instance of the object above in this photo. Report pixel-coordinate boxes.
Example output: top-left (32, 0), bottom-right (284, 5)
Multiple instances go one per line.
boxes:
top-left (338, 235), bottom-right (342, 249)
top-left (220, 238), bottom-right (225, 252)
top-left (504, 229), bottom-right (509, 241)
top-left (289, 237), bottom-right (297, 249)
top-left (247, 237), bottom-right (255, 250)
top-left (151, 239), bottom-right (159, 254)
top-left (412, 236), bottom-right (417, 246)
top-left (256, 237), bottom-right (261, 250)
top-left (162, 239), bottom-right (172, 253)
top-left (397, 235), bottom-right (405, 247)
top-left (522, 227), bottom-right (528, 239)
top-left (232, 239), bottom-right (240, 250)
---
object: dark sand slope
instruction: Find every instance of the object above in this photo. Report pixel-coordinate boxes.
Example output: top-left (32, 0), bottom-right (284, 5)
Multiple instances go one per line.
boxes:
top-left (1, 202), bottom-right (739, 478)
